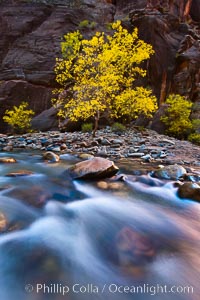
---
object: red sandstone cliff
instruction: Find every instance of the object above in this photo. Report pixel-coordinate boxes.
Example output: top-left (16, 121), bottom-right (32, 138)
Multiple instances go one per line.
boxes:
top-left (0, 0), bottom-right (199, 132)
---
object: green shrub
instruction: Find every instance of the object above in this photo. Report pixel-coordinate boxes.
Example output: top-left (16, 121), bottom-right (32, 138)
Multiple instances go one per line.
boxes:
top-left (79, 20), bottom-right (89, 28)
top-left (105, 23), bottom-right (113, 30)
top-left (192, 119), bottom-right (200, 131)
top-left (3, 102), bottom-right (35, 133)
top-left (79, 20), bottom-right (97, 29)
top-left (161, 94), bottom-right (193, 138)
top-left (111, 122), bottom-right (126, 133)
top-left (187, 119), bottom-right (200, 144)
top-left (89, 21), bottom-right (97, 29)
top-left (81, 123), bottom-right (93, 132)
top-left (188, 133), bottom-right (200, 145)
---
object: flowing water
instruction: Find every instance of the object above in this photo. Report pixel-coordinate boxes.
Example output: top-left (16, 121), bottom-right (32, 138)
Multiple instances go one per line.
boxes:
top-left (0, 152), bottom-right (199, 300)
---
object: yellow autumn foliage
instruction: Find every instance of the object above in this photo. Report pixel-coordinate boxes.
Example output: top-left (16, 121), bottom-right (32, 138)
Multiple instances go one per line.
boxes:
top-left (52, 21), bottom-right (157, 132)
top-left (3, 102), bottom-right (35, 133)
top-left (161, 94), bottom-right (193, 138)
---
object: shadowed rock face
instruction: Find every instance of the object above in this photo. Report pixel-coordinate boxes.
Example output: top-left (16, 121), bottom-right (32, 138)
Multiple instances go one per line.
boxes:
top-left (130, 11), bottom-right (185, 104)
top-left (0, 0), bottom-right (199, 132)
top-left (172, 36), bottom-right (200, 102)
top-left (190, 0), bottom-right (200, 22)
top-left (114, 0), bottom-right (146, 18)
top-left (0, 0), bottom-right (115, 132)
top-left (129, 0), bottom-right (200, 103)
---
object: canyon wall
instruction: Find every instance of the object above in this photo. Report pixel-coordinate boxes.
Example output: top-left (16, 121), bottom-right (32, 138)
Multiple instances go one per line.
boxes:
top-left (0, 0), bottom-right (199, 132)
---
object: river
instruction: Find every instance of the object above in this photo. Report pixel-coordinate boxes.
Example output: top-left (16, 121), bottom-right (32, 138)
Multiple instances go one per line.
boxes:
top-left (0, 152), bottom-right (199, 300)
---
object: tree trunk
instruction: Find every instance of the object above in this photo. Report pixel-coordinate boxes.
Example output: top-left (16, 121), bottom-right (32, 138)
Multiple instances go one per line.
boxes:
top-left (93, 111), bottom-right (99, 137)
top-left (159, 71), bottom-right (167, 106)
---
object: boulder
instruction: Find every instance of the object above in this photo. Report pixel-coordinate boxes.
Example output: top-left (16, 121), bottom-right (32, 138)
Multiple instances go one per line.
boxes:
top-left (178, 182), bottom-right (200, 202)
top-left (31, 107), bottom-right (59, 132)
top-left (154, 164), bottom-right (186, 180)
top-left (64, 157), bottom-right (119, 179)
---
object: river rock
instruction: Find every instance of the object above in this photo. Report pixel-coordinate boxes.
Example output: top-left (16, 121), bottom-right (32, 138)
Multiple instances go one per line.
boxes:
top-left (0, 212), bottom-right (7, 233)
top-left (159, 138), bottom-right (175, 145)
top-left (2, 146), bottom-right (13, 152)
top-left (43, 151), bottom-right (60, 162)
top-left (5, 170), bottom-right (34, 177)
top-left (116, 226), bottom-right (155, 275)
top-left (101, 138), bottom-right (111, 145)
top-left (51, 146), bottom-right (61, 152)
top-left (154, 164), bottom-right (187, 180)
top-left (183, 173), bottom-right (200, 182)
top-left (60, 143), bottom-right (67, 150)
top-left (112, 139), bottom-right (123, 145)
top-left (96, 181), bottom-right (109, 189)
top-left (127, 153), bottom-right (145, 158)
top-left (6, 186), bottom-right (51, 208)
top-left (78, 153), bottom-right (94, 160)
top-left (97, 147), bottom-right (107, 157)
top-left (0, 157), bottom-right (17, 163)
top-left (141, 154), bottom-right (152, 162)
top-left (97, 180), bottom-right (124, 191)
top-left (178, 182), bottom-right (200, 202)
top-left (64, 157), bottom-right (119, 180)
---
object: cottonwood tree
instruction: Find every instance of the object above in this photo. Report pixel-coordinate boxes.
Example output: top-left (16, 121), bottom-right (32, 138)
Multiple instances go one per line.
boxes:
top-left (52, 21), bottom-right (157, 136)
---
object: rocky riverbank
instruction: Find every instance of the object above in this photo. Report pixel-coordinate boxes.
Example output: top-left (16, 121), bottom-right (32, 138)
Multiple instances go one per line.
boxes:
top-left (1, 127), bottom-right (200, 203)
top-left (1, 128), bottom-right (200, 167)
top-left (1, 128), bottom-right (200, 209)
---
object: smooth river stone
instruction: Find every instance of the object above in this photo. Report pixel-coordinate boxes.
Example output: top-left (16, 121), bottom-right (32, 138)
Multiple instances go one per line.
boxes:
top-left (178, 182), bottom-right (200, 202)
top-left (154, 164), bottom-right (186, 180)
top-left (0, 157), bottom-right (17, 163)
top-left (64, 157), bottom-right (119, 180)
top-left (43, 151), bottom-right (60, 162)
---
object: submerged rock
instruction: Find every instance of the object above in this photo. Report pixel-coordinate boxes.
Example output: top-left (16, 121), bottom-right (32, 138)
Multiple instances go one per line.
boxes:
top-left (96, 181), bottom-right (109, 189)
top-left (0, 212), bottom-right (7, 233)
top-left (0, 212), bottom-right (23, 234)
top-left (154, 164), bottom-right (186, 180)
top-left (64, 157), bottom-right (119, 180)
top-left (5, 170), bottom-right (34, 177)
top-left (0, 157), bottom-right (17, 163)
top-left (116, 227), bottom-right (155, 261)
top-left (178, 182), bottom-right (200, 202)
top-left (116, 227), bottom-right (156, 277)
top-left (6, 186), bottom-right (51, 208)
